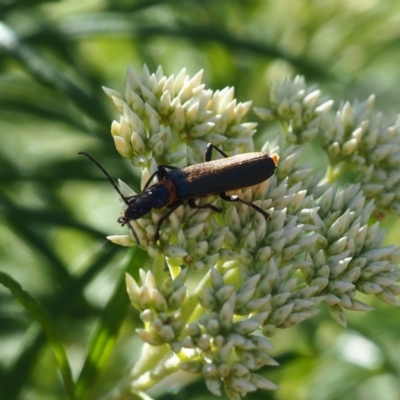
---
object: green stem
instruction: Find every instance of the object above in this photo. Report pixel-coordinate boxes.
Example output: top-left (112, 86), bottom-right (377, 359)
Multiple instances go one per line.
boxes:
top-left (279, 120), bottom-right (289, 134)
top-left (131, 353), bottom-right (182, 391)
top-left (131, 343), bottom-right (171, 380)
top-left (326, 163), bottom-right (346, 183)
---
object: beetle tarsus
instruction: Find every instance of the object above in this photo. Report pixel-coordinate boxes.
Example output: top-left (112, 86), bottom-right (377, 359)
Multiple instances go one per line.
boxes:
top-left (188, 199), bottom-right (222, 213)
top-left (219, 192), bottom-right (270, 220)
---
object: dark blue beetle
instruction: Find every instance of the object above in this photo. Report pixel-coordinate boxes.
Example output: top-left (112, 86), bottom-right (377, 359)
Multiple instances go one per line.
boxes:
top-left (80, 144), bottom-right (279, 244)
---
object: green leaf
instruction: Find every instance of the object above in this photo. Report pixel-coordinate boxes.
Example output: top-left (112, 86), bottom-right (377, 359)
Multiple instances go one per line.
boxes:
top-left (75, 247), bottom-right (148, 400)
top-left (0, 271), bottom-right (76, 400)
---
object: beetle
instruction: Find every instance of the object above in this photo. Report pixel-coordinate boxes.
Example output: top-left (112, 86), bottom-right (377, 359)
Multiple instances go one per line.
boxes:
top-left (79, 144), bottom-right (279, 245)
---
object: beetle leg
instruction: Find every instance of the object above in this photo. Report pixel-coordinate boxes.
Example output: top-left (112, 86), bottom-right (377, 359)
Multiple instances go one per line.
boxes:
top-left (205, 143), bottom-right (229, 161)
top-left (127, 222), bottom-right (140, 245)
top-left (154, 200), bottom-right (184, 241)
top-left (219, 193), bottom-right (270, 220)
top-left (142, 169), bottom-right (162, 191)
top-left (188, 198), bottom-right (222, 213)
top-left (142, 165), bottom-right (177, 192)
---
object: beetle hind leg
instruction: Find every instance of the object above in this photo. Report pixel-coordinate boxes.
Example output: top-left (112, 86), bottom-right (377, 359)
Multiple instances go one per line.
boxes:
top-left (219, 193), bottom-right (270, 220)
top-left (188, 198), bottom-right (222, 213)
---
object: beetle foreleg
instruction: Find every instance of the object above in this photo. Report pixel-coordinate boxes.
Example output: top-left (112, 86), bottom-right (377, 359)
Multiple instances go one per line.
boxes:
top-left (142, 165), bottom-right (177, 192)
top-left (188, 198), bottom-right (222, 213)
top-left (143, 169), bottom-right (162, 192)
top-left (219, 193), bottom-right (270, 220)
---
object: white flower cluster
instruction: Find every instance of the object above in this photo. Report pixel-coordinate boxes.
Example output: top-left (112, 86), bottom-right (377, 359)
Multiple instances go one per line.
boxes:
top-left (320, 96), bottom-right (400, 214)
top-left (104, 65), bottom-right (255, 168)
top-left (105, 65), bottom-right (256, 250)
top-left (305, 183), bottom-right (400, 325)
top-left (104, 67), bottom-right (400, 399)
top-left (254, 76), bottom-right (333, 144)
top-left (126, 268), bottom-right (188, 347)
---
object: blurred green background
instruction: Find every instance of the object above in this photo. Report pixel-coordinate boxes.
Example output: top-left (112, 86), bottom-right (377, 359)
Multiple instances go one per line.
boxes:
top-left (1, 1), bottom-right (400, 399)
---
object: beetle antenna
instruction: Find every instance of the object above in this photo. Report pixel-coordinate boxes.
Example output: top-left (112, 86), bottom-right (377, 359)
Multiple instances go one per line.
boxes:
top-left (78, 152), bottom-right (130, 206)
top-left (78, 151), bottom-right (140, 245)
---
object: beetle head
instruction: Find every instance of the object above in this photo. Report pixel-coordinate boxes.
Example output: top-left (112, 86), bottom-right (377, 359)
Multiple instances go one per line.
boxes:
top-left (117, 195), bottom-right (153, 225)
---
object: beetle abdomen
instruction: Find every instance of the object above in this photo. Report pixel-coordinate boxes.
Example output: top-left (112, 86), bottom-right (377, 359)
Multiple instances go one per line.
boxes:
top-left (167, 152), bottom-right (277, 199)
